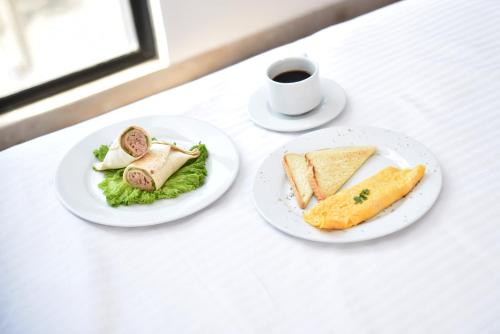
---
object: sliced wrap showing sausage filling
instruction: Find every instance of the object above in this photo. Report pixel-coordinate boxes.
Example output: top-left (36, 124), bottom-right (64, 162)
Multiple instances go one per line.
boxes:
top-left (94, 126), bottom-right (152, 171)
top-left (123, 142), bottom-right (200, 191)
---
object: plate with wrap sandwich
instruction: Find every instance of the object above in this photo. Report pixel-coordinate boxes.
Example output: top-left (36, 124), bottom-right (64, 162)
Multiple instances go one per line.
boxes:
top-left (56, 116), bottom-right (239, 227)
top-left (252, 127), bottom-right (442, 243)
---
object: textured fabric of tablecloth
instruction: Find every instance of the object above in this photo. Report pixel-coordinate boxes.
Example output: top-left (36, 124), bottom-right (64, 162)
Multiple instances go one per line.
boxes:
top-left (1, 0), bottom-right (500, 333)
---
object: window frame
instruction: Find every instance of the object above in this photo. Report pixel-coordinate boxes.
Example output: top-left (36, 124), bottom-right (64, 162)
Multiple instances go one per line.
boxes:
top-left (0, 0), bottom-right (156, 114)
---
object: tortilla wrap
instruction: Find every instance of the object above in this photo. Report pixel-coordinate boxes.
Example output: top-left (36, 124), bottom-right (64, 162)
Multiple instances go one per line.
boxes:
top-left (94, 126), bottom-right (151, 170)
top-left (123, 142), bottom-right (200, 191)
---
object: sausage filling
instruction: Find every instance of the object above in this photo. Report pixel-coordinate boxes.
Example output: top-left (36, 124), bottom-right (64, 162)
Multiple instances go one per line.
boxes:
top-left (121, 128), bottom-right (148, 157)
top-left (125, 169), bottom-right (155, 191)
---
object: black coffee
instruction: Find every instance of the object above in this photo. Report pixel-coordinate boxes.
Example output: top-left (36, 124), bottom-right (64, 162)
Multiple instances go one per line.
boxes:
top-left (273, 70), bottom-right (311, 83)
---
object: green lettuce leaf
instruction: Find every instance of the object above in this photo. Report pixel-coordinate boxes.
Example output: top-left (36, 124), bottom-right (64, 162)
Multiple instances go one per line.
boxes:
top-left (94, 144), bottom-right (208, 207)
top-left (93, 145), bottom-right (109, 162)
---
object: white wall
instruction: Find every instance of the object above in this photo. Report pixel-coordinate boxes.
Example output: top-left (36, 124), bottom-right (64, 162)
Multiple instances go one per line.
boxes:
top-left (160, 0), bottom-right (347, 63)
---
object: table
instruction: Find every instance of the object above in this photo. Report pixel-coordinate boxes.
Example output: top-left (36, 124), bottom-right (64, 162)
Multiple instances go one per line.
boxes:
top-left (1, 0), bottom-right (500, 332)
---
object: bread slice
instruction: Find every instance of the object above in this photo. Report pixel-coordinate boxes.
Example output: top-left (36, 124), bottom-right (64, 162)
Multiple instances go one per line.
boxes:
top-left (283, 153), bottom-right (313, 209)
top-left (306, 146), bottom-right (376, 200)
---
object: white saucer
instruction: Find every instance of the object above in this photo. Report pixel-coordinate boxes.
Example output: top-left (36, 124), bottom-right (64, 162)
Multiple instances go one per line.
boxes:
top-left (248, 78), bottom-right (346, 132)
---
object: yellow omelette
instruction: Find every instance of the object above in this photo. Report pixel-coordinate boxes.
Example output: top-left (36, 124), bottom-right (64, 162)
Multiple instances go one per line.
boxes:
top-left (304, 165), bottom-right (425, 230)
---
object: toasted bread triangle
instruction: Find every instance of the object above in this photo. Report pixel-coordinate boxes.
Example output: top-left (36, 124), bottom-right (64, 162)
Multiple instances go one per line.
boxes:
top-left (283, 153), bottom-right (313, 209)
top-left (306, 147), bottom-right (376, 200)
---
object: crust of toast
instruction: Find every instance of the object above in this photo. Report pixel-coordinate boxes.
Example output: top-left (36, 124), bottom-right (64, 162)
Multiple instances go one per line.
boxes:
top-left (307, 162), bottom-right (326, 200)
top-left (283, 156), bottom-right (309, 209)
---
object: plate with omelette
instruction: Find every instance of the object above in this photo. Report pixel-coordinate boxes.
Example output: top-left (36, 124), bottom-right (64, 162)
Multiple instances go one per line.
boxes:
top-left (252, 127), bottom-right (442, 243)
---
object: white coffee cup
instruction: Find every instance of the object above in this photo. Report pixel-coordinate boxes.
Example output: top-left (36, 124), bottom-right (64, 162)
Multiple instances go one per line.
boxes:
top-left (266, 56), bottom-right (322, 115)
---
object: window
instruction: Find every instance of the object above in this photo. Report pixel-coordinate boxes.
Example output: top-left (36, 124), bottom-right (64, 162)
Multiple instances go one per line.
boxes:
top-left (0, 0), bottom-right (156, 113)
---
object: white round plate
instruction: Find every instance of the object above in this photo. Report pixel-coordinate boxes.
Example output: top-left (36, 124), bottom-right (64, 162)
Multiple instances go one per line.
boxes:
top-left (56, 116), bottom-right (239, 227)
top-left (253, 127), bottom-right (442, 243)
top-left (248, 78), bottom-right (346, 132)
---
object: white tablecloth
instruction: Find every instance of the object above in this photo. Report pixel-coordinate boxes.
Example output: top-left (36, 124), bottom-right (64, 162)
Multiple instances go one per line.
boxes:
top-left (1, 0), bottom-right (500, 332)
